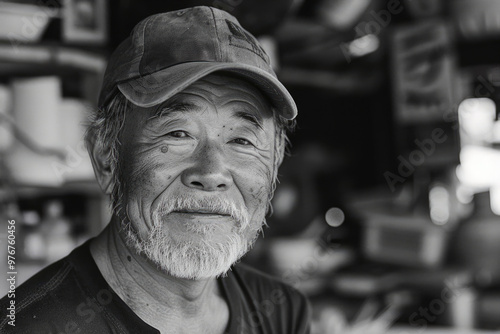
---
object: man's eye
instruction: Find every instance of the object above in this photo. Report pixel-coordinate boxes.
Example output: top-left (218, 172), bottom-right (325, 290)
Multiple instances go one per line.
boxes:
top-left (232, 138), bottom-right (253, 146)
top-left (167, 131), bottom-right (189, 138)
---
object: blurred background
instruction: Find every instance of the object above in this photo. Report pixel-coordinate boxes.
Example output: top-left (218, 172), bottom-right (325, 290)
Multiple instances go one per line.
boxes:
top-left (0, 0), bottom-right (500, 332)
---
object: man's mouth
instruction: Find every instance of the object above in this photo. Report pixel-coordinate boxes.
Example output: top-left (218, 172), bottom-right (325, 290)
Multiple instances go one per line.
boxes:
top-left (172, 209), bottom-right (231, 216)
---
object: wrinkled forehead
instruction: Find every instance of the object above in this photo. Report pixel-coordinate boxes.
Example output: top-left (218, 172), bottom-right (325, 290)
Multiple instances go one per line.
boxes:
top-left (138, 72), bottom-right (276, 121)
top-left (120, 73), bottom-right (276, 134)
top-left (180, 73), bottom-right (271, 112)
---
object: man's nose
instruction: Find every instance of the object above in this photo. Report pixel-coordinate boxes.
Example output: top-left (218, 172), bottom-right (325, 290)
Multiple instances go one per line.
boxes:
top-left (181, 143), bottom-right (233, 191)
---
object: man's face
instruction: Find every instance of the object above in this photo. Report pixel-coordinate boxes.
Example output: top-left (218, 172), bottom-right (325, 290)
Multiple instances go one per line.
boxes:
top-left (117, 73), bottom-right (277, 279)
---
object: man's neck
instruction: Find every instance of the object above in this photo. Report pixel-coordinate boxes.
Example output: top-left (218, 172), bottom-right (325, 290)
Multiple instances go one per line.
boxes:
top-left (89, 219), bottom-right (229, 333)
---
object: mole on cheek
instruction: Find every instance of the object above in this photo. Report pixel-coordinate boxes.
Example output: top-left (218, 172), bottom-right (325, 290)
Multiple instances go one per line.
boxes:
top-left (161, 146), bottom-right (168, 153)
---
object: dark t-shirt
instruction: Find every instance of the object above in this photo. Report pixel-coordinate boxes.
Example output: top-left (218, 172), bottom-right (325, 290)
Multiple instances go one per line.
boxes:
top-left (0, 240), bottom-right (311, 333)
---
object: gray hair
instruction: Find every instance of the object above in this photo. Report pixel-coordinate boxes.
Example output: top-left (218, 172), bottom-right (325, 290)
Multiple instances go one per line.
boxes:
top-left (85, 91), bottom-right (295, 220)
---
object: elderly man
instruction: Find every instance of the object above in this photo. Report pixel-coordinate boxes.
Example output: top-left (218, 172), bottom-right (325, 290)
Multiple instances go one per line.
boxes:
top-left (0, 6), bottom-right (310, 333)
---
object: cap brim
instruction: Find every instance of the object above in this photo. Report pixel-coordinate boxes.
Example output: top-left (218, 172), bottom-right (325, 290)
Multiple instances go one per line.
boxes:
top-left (117, 62), bottom-right (297, 120)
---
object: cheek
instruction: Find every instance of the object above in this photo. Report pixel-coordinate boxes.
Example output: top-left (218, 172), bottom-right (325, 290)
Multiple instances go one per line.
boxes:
top-left (120, 149), bottom-right (180, 225)
top-left (236, 163), bottom-right (273, 216)
top-left (122, 158), bottom-right (158, 196)
top-left (121, 162), bottom-right (180, 238)
top-left (122, 142), bottom-right (178, 190)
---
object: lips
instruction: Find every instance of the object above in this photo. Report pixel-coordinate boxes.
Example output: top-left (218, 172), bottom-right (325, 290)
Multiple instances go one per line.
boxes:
top-left (169, 211), bottom-right (233, 222)
top-left (173, 209), bottom-right (230, 216)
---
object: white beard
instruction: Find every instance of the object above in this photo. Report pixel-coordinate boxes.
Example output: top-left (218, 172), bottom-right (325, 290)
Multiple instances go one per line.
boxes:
top-left (124, 195), bottom-right (263, 279)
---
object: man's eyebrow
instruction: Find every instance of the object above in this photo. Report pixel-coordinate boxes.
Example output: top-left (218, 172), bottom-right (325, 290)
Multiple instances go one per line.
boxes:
top-left (233, 111), bottom-right (264, 130)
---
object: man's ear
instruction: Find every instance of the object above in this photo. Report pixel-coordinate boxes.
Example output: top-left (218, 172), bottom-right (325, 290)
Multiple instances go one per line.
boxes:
top-left (86, 135), bottom-right (114, 195)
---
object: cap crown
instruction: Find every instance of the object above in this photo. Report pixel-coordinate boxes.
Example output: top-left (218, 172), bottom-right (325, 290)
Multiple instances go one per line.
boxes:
top-left (99, 6), bottom-right (275, 107)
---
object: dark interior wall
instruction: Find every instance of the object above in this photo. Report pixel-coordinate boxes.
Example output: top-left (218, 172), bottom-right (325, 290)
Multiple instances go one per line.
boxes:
top-left (287, 78), bottom-right (395, 189)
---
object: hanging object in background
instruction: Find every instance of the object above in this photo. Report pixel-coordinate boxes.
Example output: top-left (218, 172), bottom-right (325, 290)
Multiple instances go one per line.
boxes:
top-left (0, 85), bottom-right (13, 152)
top-left (392, 20), bottom-right (457, 124)
top-left (458, 98), bottom-right (496, 148)
top-left (63, 0), bottom-right (107, 45)
top-left (402, 0), bottom-right (444, 18)
top-left (7, 76), bottom-right (64, 186)
top-left (314, 0), bottom-right (372, 30)
top-left (451, 0), bottom-right (500, 41)
top-left (276, 0), bottom-right (388, 70)
top-left (456, 98), bottom-right (500, 214)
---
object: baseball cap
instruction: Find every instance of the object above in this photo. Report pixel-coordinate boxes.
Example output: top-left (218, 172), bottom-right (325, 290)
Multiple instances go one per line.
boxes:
top-left (98, 6), bottom-right (297, 120)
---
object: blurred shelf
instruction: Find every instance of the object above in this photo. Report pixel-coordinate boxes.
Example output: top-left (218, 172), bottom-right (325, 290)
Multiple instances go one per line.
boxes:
top-left (330, 265), bottom-right (472, 297)
top-left (0, 42), bottom-right (106, 76)
top-left (10, 180), bottom-right (103, 198)
top-left (387, 326), bottom-right (498, 333)
top-left (278, 66), bottom-right (382, 93)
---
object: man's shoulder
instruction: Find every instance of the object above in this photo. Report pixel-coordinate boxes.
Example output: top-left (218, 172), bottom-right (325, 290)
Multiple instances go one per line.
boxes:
top-left (229, 262), bottom-right (309, 308)
top-left (0, 253), bottom-right (79, 332)
top-left (0, 241), bottom-right (118, 333)
top-left (224, 262), bottom-right (311, 333)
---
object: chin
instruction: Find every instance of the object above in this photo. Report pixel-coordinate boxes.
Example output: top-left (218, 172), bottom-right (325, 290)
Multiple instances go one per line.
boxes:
top-left (125, 221), bottom-right (259, 279)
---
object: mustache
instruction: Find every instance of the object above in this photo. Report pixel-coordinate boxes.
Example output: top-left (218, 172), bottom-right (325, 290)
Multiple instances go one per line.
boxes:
top-left (153, 195), bottom-right (250, 228)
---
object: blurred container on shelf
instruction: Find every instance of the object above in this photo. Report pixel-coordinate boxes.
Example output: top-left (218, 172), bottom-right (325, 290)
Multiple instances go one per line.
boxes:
top-left (451, 0), bottom-right (500, 40)
top-left (6, 77), bottom-right (95, 185)
top-left (12, 76), bottom-right (62, 150)
top-left (58, 98), bottom-right (94, 182)
top-left (268, 236), bottom-right (354, 293)
top-left (39, 200), bottom-right (75, 263)
top-left (355, 197), bottom-right (451, 268)
top-left (0, 84), bottom-right (13, 152)
top-left (7, 76), bottom-right (63, 186)
top-left (20, 209), bottom-right (44, 261)
top-left (452, 191), bottom-right (500, 283)
top-left (0, 2), bottom-right (58, 43)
